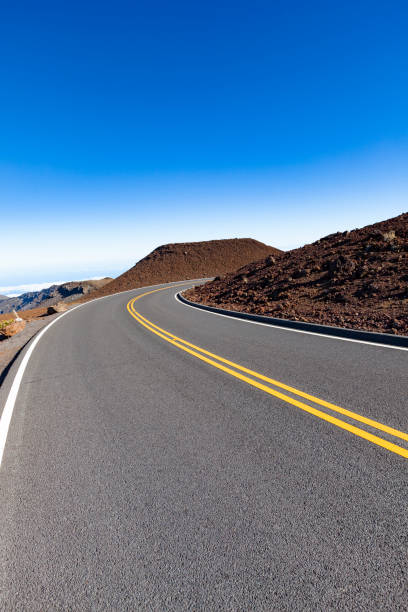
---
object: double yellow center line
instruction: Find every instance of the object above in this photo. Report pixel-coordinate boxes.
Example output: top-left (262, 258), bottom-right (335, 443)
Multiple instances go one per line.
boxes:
top-left (127, 286), bottom-right (408, 459)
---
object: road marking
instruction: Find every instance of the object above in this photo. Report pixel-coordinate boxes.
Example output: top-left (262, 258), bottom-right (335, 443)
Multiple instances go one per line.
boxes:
top-left (0, 280), bottom-right (195, 468)
top-left (176, 293), bottom-right (408, 352)
top-left (128, 288), bottom-right (408, 459)
top-left (136, 302), bottom-right (408, 442)
top-left (0, 306), bottom-right (85, 466)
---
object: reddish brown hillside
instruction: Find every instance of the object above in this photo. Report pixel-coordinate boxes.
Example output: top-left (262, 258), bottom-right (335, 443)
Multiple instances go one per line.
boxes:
top-left (185, 213), bottom-right (408, 335)
top-left (88, 238), bottom-right (281, 298)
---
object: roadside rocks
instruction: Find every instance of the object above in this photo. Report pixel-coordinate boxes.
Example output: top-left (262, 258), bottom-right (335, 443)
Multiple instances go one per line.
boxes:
top-left (47, 302), bottom-right (68, 315)
top-left (0, 320), bottom-right (26, 340)
top-left (185, 212), bottom-right (408, 335)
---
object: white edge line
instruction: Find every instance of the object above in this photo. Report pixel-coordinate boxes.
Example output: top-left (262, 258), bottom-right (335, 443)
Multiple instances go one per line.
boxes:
top-left (175, 292), bottom-right (408, 352)
top-left (0, 279), bottom-right (199, 467)
top-left (0, 304), bottom-right (83, 466)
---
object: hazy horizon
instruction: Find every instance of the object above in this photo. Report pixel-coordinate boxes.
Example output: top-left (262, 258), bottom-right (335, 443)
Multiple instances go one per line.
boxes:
top-left (0, 276), bottom-right (116, 298)
top-left (2, 197), bottom-right (406, 295)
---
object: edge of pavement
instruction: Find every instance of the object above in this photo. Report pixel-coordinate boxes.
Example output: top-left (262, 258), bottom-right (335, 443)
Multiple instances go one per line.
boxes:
top-left (177, 291), bottom-right (408, 349)
top-left (0, 279), bottom-right (205, 466)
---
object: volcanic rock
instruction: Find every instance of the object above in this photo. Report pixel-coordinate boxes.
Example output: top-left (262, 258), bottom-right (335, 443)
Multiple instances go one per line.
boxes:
top-left (185, 213), bottom-right (408, 335)
top-left (0, 319), bottom-right (26, 340)
top-left (47, 302), bottom-right (69, 315)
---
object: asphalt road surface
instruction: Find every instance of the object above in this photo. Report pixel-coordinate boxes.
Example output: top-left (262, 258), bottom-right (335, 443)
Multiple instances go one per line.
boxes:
top-left (1, 281), bottom-right (407, 611)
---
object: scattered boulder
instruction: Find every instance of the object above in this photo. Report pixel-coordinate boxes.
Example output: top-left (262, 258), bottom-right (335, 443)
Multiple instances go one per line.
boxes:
top-left (0, 319), bottom-right (26, 339)
top-left (382, 230), bottom-right (396, 242)
top-left (47, 302), bottom-right (68, 315)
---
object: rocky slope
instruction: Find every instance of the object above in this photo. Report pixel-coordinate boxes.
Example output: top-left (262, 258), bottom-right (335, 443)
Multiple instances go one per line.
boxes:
top-left (86, 238), bottom-right (281, 299)
top-left (0, 278), bottom-right (112, 314)
top-left (185, 213), bottom-right (408, 335)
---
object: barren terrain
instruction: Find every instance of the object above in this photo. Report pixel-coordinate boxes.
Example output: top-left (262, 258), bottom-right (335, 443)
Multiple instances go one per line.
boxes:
top-left (185, 213), bottom-right (408, 335)
top-left (77, 238), bottom-right (280, 301)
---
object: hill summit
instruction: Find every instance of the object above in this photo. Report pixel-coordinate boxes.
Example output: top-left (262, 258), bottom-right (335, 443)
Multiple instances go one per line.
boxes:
top-left (92, 238), bottom-right (281, 298)
top-left (185, 213), bottom-right (408, 335)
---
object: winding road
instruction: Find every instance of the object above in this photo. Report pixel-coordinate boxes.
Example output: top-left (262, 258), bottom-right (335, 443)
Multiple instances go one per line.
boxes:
top-left (1, 280), bottom-right (407, 610)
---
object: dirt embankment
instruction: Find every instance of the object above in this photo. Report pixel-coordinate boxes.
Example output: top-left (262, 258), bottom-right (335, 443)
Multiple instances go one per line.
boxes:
top-left (77, 238), bottom-right (281, 302)
top-left (0, 307), bottom-right (48, 325)
top-left (0, 306), bottom-right (56, 341)
top-left (185, 213), bottom-right (408, 335)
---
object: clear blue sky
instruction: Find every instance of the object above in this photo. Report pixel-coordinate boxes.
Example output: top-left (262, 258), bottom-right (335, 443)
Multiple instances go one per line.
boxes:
top-left (1, 0), bottom-right (407, 292)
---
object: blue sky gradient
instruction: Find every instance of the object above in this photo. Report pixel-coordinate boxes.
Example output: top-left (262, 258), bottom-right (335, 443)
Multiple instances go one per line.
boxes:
top-left (1, 1), bottom-right (407, 291)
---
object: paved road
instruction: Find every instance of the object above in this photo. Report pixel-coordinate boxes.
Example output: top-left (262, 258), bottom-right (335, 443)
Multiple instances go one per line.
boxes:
top-left (1, 281), bottom-right (407, 611)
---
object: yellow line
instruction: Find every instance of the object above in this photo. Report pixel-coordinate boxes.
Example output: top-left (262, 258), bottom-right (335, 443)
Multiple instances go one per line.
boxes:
top-left (127, 288), bottom-right (408, 459)
top-left (131, 292), bottom-right (408, 443)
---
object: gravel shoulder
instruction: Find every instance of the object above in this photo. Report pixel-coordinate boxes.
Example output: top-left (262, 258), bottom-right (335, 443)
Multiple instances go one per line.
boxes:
top-left (0, 313), bottom-right (60, 386)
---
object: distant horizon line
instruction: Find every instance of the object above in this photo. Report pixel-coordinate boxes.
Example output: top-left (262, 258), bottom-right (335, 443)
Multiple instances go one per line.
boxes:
top-left (0, 277), bottom-right (112, 298)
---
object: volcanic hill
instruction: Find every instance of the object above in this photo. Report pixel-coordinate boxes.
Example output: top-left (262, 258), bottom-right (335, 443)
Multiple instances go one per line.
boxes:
top-left (185, 213), bottom-right (408, 335)
top-left (88, 238), bottom-right (280, 298)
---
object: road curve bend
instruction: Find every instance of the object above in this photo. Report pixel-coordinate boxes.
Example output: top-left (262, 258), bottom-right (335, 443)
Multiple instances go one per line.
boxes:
top-left (1, 281), bottom-right (407, 611)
